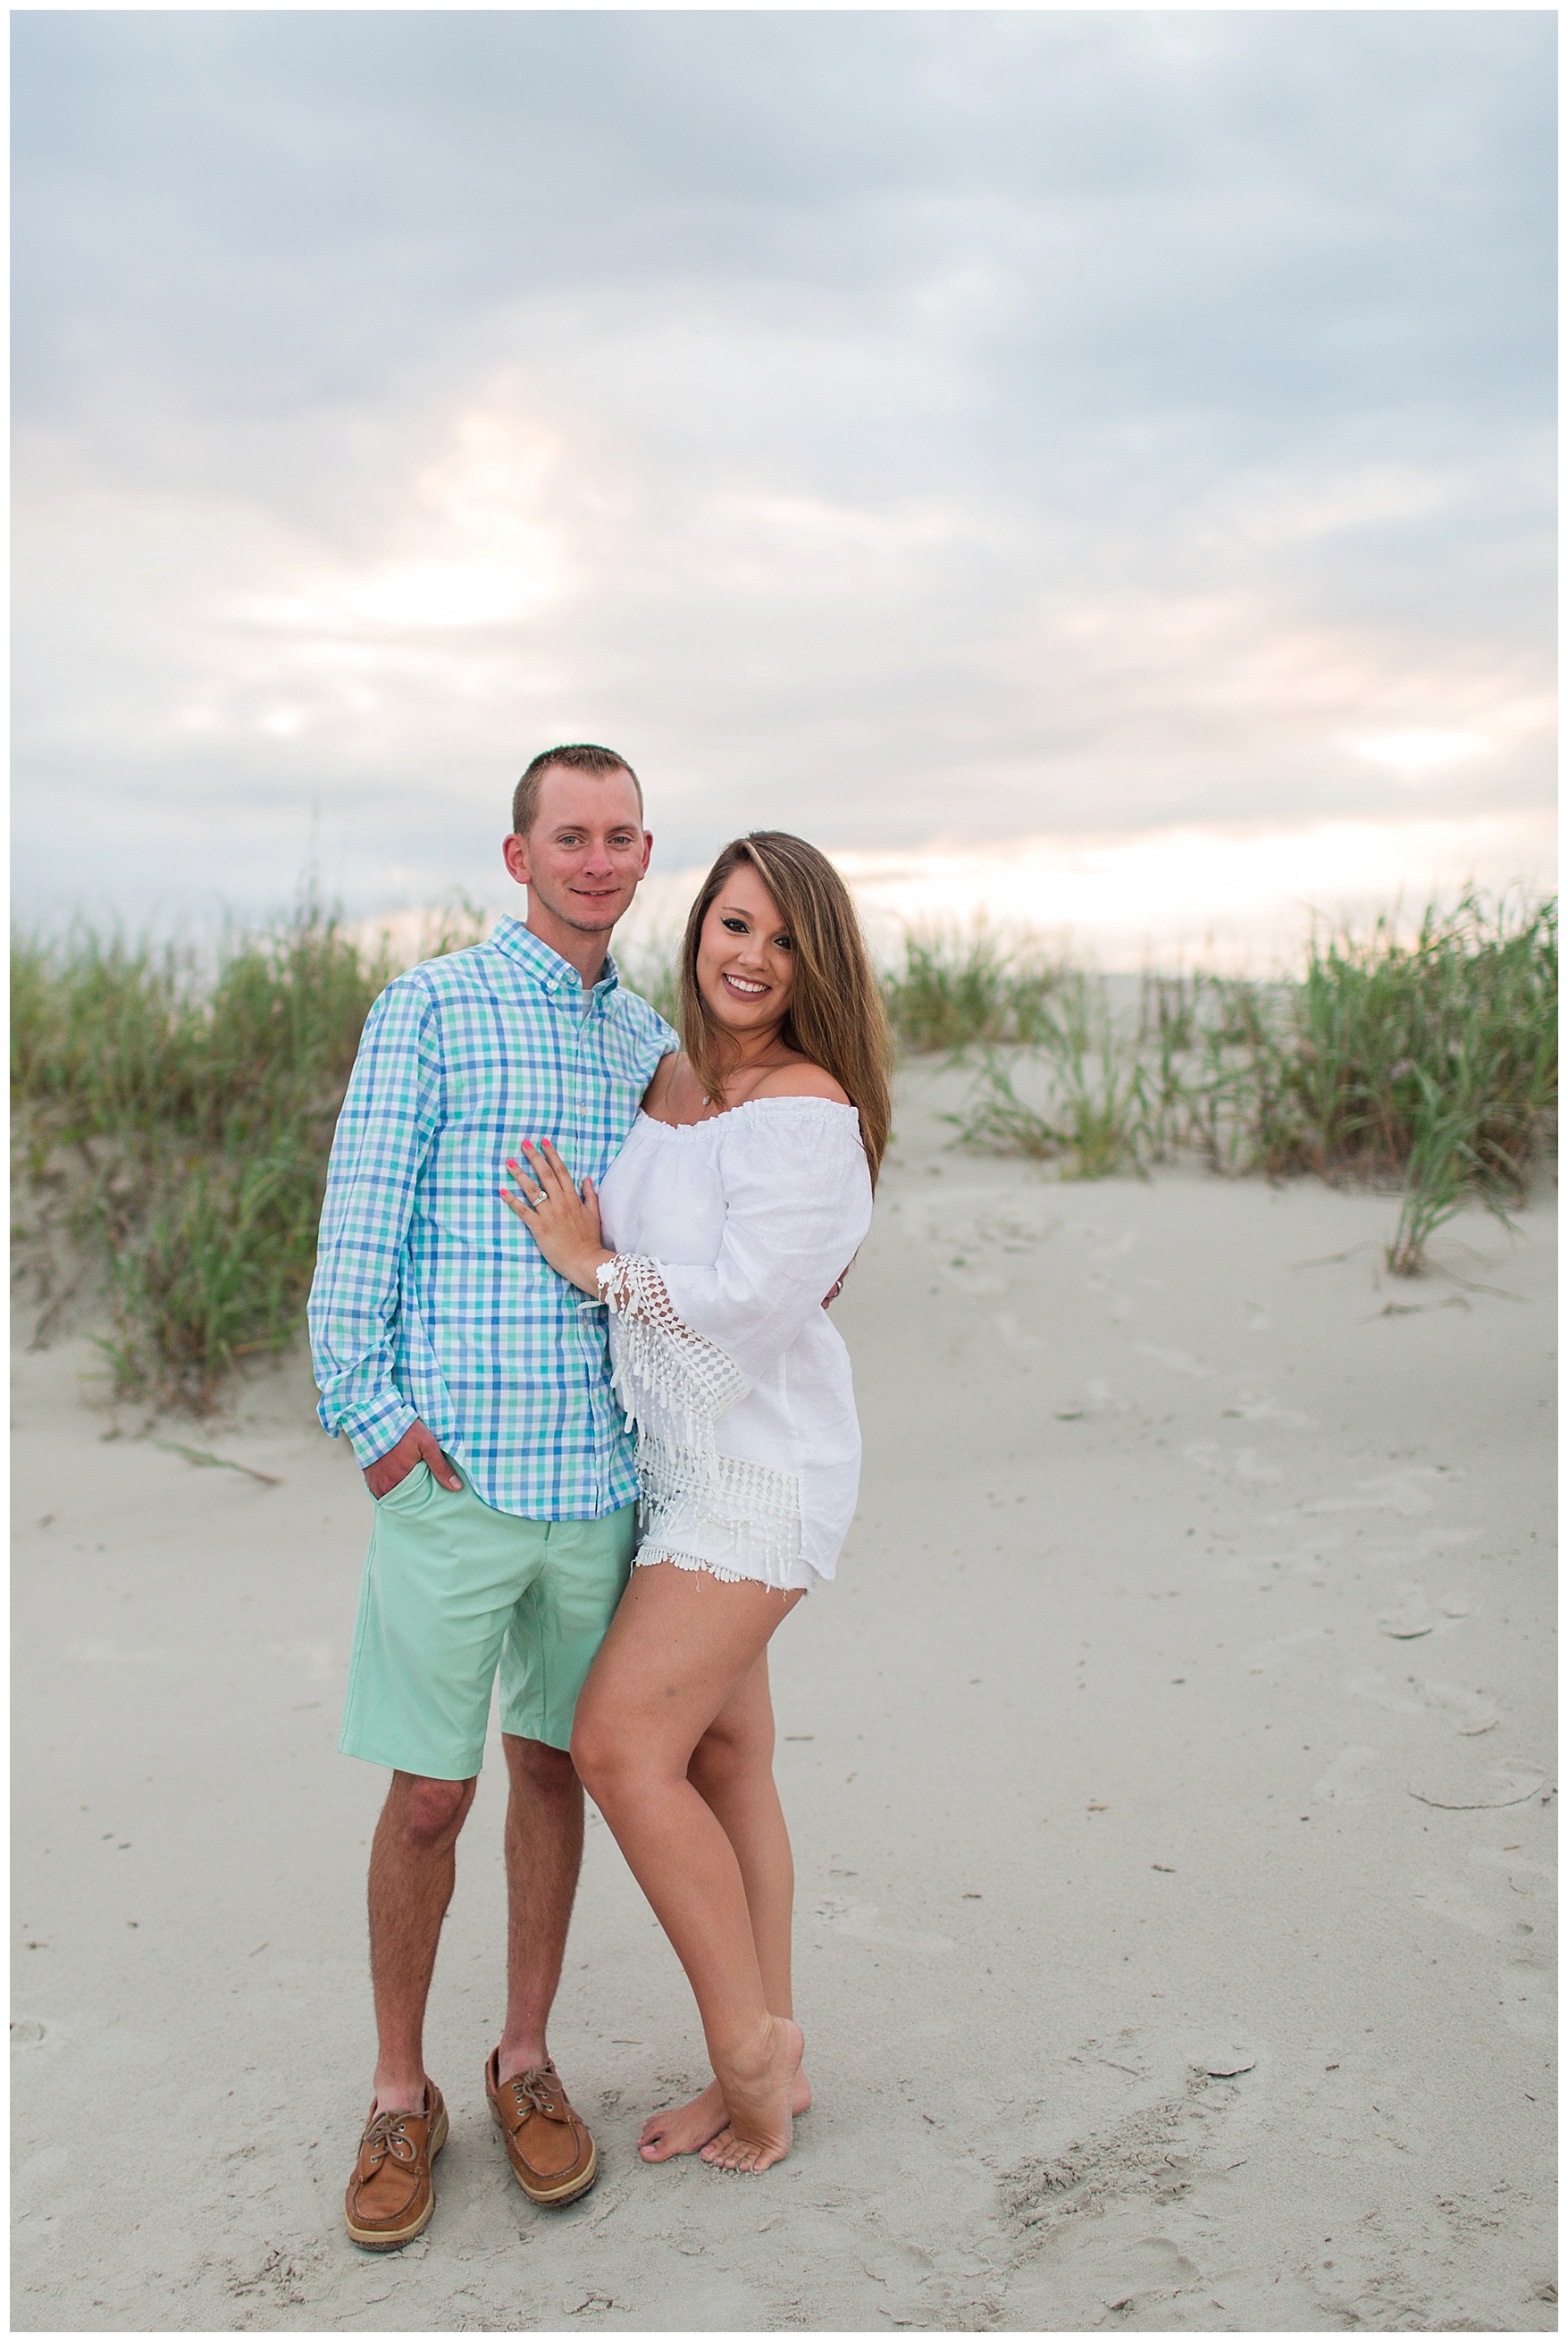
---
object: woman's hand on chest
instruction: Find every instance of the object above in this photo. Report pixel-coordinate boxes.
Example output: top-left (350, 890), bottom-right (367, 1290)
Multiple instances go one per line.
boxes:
top-left (500, 1138), bottom-right (614, 1296)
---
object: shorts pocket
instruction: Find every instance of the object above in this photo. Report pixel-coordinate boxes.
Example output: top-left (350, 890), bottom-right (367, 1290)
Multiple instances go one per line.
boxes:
top-left (374, 1459), bottom-right (434, 1512)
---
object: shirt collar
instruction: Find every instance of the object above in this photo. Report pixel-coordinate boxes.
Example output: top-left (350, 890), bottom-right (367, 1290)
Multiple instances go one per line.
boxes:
top-left (490, 914), bottom-right (621, 1002)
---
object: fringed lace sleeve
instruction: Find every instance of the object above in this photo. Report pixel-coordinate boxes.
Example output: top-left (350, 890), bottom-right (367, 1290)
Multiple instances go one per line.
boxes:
top-left (596, 1253), bottom-right (749, 1447)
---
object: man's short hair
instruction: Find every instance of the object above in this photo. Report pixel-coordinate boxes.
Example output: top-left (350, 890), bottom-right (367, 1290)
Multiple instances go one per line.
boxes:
top-left (511, 744), bottom-right (643, 838)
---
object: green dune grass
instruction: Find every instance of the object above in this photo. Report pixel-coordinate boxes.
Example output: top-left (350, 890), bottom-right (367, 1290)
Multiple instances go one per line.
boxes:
top-left (940, 894), bottom-right (1556, 1274)
top-left (11, 890), bottom-right (1555, 1410)
top-left (11, 902), bottom-right (477, 1408)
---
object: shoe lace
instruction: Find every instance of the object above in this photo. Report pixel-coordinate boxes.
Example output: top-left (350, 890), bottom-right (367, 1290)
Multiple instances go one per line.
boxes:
top-left (507, 2068), bottom-right (560, 2118)
top-left (363, 2107), bottom-right (420, 2163)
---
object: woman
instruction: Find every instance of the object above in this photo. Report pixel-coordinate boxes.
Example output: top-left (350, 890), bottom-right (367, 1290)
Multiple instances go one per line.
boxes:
top-left (500, 831), bottom-right (891, 2174)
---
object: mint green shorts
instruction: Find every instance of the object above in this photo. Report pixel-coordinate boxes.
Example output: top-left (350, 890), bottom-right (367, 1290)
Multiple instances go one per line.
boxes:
top-left (340, 1465), bottom-right (636, 1781)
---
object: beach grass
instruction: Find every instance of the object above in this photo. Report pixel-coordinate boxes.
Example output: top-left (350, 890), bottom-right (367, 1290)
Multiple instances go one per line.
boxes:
top-left (946, 892), bottom-right (1557, 1271)
top-left (880, 922), bottom-right (1065, 1053)
top-left (11, 902), bottom-right (479, 1408)
top-left (11, 890), bottom-right (1555, 1408)
top-left (947, 975), bottom-right (1150, 1178)
top-left (615, 936), bottom-right (684, 1030)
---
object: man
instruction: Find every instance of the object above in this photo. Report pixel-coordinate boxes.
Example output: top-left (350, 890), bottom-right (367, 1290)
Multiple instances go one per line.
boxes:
top-left (308, 743), bottom-right (675, 2251)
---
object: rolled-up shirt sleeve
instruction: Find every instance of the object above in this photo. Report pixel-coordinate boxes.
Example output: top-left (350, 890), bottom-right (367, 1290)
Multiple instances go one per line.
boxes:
top-left (307, 976), bottom-right (442, 1466)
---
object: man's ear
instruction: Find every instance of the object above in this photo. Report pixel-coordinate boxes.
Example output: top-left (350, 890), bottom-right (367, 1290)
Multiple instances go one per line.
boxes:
top-left (639, 831), bottom-right (653, 877)
top-left (502, 833), bottom-right (532, 887)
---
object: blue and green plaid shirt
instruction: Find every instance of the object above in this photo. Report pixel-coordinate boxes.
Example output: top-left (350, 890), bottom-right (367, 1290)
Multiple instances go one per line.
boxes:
top-left (308, 916), bottom-right (676, 1519)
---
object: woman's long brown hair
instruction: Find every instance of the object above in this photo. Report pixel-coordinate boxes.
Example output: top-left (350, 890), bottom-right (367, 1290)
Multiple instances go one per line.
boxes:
top-left (678, 832), bottom-right (894, 1185)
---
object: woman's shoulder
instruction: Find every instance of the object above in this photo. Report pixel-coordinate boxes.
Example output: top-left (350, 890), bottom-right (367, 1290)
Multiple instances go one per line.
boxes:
top-left (641, 1053), bottom-right (693, 1117)
top-left (745, 1062), bottom-right (852, 1108)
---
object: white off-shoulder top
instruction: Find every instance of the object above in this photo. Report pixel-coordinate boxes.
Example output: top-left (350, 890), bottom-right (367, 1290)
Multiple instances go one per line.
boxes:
top-left (594, 1097), bottom-right (874, 1591)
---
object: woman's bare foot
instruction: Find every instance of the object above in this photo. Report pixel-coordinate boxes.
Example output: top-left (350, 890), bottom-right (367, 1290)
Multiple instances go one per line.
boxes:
top-left (639, 2079), bottom-right (729, 2162)
top-left (639, 2068), bottom-right (813, 2162)
top-left (701, 2018), bottom-right (805, 2173)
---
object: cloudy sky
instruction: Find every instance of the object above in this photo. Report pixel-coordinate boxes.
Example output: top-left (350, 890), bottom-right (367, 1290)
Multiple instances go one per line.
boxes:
top-left (13, 9), bottom-right (1556, 947)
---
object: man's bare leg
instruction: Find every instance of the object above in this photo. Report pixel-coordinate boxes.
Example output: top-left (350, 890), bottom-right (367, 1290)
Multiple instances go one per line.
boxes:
top-left (496, 1733), bottom-right (585, 2078)
top-left (368, 1772), bottom-right (477, 2111)
top-left (639, 1654), bottom-right (811, 2161)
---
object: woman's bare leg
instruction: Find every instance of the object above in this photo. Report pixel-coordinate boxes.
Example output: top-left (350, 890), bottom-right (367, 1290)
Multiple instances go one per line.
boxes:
top-left (571, 1562), bottom-right (806, 2172)
top-left (690, 1656), bottom-right (796, 2013)
top-left (638, 1654), bottom-right (811, 2162)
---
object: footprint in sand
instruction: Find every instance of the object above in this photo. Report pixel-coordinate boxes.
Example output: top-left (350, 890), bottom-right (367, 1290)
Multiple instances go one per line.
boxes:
top-left (1407, 1756), bottom-right (1550, 1813)
top-left (1001, 2063), bottom-right (1253, 2295)
top-left (1002, 2233), bottom-right (1203, 2326)
top-left (1243, 1625), bottom-right (1329, 1675)
top-left (1344, 1669), bottom-right (1497, 1733)
top-left (1411, 1526), bottom-right (1482, 1555)
top-left (1346, 1530), bottom-right (1481, 1581)
top-left (1343, 1667), bottom-right (1426, 1716)
top-left (1081, 2234), bottom-right (1203, 2313)
top-left (1312, 1745), bottom-right (1383, 1805)
top-left (1376, 1585), bottom-right (1475, 1641)
top-left (1414, 1679), bottom-right (1499, 1735)
top-left (1225, 1392), bottom-right (1317, 1429)
top-left (1462, 1855), bottom-right (1560, 2042)
top-left (1133, 1343), bottom-right (1215, 1380)
top-left (1213, 1534), bottom-right (1347, 1586)
top-left (1284, 1466), bottom-right (1463, 1522)
top-left (901, 1195), bottom-right (1047, 1296)
top-left (1410, 1868), bottom-right (1551, 1956)
top-left (1084, 1271), bottom-right (1136, 1323)
top-left (975, 1205), bottom-right (1061, 1249)
top-left (943, 1258), bottom-right (1006, 1297)
top-left (812, 1896), bottom-right (955, 1955)
top-left (1056, 1377), bottom-right (1130, 1420)
top-left (1470, 1847), bottom-right (1555, 1893)
top-left (1184, 1440), bottom-right (1282, 1484)
top-left (1413, 1876), bottom-right (1501, 1943)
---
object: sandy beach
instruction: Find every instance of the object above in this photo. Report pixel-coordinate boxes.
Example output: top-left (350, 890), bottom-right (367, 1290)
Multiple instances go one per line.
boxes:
top-left (12, 1060), bottom-right (1556, 2334)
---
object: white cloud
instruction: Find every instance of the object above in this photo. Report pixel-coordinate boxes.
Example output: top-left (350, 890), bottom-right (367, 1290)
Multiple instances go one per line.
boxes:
top-left (1346, 729), bottom-right (1492, 778)
top-left (10, 11), bottom-right (1555, 928)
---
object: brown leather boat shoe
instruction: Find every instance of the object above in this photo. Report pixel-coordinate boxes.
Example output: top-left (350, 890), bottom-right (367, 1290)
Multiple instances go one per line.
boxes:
top-left (485, 2051), bottom-right (598, 2205)
top-left (344, 2083), bottom-right (448, 2250)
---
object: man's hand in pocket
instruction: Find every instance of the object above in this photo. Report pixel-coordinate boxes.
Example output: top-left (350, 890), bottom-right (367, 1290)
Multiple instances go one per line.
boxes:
top-left (364, 1420), bottom-right (465, 1499)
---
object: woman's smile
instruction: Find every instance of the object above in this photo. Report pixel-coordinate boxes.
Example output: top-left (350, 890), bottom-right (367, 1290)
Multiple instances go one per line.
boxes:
top-left (696, 860), bottom-right (798, 1034)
